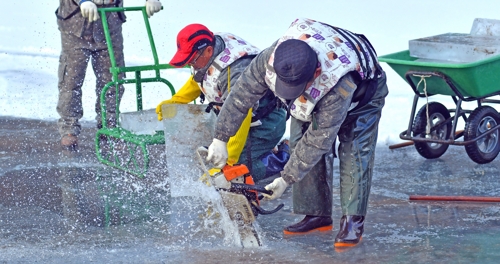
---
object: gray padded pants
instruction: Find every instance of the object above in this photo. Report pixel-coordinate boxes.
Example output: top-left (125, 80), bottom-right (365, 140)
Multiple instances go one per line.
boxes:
top-left (290, 72), bottom-right (388, 217)
top-left (57, 27), bottom-right (125, 137)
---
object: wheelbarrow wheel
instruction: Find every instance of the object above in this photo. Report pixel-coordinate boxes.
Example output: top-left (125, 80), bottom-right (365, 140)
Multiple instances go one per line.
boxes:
top-left (412, 102), bottom-right (452, 159)
top-left (464, 106), bottom-right (500, 164)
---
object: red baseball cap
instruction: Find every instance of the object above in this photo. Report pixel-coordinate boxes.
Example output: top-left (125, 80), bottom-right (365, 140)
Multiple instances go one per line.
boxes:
top-left (169, 24), bottom-right (214, 67)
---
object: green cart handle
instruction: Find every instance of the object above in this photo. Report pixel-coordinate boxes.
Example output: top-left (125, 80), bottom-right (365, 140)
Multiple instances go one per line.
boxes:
top-left (97, 6), bottom-right (179, 129)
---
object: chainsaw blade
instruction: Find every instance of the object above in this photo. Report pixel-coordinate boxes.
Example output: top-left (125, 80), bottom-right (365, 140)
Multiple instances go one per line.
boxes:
top-left (238, 223), bottom-right (261, 248)
top-left (219, 190), bottom-right (261, 247)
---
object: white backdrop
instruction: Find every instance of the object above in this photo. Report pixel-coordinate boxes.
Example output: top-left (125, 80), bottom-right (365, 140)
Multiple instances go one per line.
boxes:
top-left (1, 0), bottom-right (499, 145)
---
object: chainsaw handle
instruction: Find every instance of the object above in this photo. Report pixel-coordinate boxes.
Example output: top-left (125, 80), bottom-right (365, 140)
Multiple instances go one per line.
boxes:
top-left (231, 183), bottom-right (272, 195)
top-left (252, 202), bottom-right (284, 215)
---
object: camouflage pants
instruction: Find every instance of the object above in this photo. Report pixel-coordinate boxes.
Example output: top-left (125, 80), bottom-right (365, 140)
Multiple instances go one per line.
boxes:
top-left (291, 72), bottom-right (389, 217)
top-left (56, 28), bottom-right (125, 137)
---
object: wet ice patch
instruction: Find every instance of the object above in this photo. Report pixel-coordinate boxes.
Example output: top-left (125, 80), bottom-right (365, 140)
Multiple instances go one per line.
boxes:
top-left (463, 209), bottom-right (500, 223)
top-left (372, 223), bottom-right (438, 244)
top-left (371, 187), bottom-right (409, 200)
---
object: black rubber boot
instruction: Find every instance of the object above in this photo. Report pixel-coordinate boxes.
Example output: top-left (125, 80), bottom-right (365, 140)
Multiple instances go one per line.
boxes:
top-left (334, 215), bottom-right (365, 248)
top-left (283, 215), bottom-right (333, 235)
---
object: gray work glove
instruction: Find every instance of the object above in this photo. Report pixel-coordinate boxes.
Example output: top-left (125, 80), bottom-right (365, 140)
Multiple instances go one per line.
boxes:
top-left (263, 177), bottom-right (289, 200)
top-left (206, 138), bottom-right (228, 168)
top-left (145, 0), bottom-right (162, 17)
top-left (80, 1), bottom-right (99, 22)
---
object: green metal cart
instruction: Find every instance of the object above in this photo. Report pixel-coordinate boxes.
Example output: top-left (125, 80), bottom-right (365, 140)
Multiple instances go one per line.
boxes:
top-left (379, 50), bottom-right (500, 164)
top-left (95, 6), bottom-right (180, 177)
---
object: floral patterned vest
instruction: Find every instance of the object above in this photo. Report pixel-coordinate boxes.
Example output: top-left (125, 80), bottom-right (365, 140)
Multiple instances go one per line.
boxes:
top-left (194, 33), bottom-right (260, 108)
top-left (265, 18), bottom-right (380, 122)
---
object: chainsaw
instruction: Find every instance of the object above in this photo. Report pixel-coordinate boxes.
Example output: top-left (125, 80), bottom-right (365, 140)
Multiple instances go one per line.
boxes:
top-left (196, 147), bottom-right (283, 247)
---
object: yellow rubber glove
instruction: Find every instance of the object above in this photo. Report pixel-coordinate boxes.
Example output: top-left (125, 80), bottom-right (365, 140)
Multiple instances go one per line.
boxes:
top-left (226, 108), bottom-right (253, 166)
top-left (199, 167), bottom-right (221, 186)
top-left (156, 75), bottom-right (201, 120)
top-left (200, 109), bottom-right (251, 185)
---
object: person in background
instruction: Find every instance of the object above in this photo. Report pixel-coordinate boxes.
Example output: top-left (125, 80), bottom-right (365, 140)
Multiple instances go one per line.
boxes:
top-left (156, 23), bottom-right (289, 182)
top-left (205, 18), bottom-right (388, 248)
top-left (55, 0), bottom-right (162, 150)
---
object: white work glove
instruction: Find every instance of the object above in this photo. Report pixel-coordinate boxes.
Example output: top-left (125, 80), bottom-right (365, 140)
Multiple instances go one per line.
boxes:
top-left (206, 138), bottom-right (228, 168)
top-left (145, 0), bottom-right (162, 18)
top-left (80, 1), bottom-right (99, 22)
top-left (263, 177), bottom-right (289, 200)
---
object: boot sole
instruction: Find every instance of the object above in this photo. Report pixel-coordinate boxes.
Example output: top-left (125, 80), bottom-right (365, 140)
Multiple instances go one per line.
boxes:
top-left (283, 225), bottom-right (332, 235)
top-left (334, 237), bottom-right (363, 248)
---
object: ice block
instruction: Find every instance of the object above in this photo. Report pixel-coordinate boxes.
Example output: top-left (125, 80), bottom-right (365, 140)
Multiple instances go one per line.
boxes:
top-left (161, 104), bottom-right (216, 197)
top-left (409, 33), bottom-right (500, 63)
top-left (470, 18), bottom-right (500, 37)
top-left (119, 108), bottom-right (163, 135)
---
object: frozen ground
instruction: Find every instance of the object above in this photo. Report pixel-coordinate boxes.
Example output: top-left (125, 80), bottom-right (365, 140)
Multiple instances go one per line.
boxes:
top-left (2, 0), bottom-right (500, 263)
top-left (1, 116), bottom-right (500, 263)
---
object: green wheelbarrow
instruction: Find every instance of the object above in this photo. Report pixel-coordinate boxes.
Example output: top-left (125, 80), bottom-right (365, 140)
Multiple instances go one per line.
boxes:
top-left (379, 50), bottom-right (500, 164)
top-left (95, 6), bottom-right (182, 178)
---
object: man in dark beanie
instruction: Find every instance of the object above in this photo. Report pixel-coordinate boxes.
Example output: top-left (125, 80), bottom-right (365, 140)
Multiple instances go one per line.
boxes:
top-left (206, 17), bottom-right (388, 249)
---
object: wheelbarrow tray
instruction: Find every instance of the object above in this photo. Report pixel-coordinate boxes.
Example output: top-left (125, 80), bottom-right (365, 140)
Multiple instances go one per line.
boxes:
top-left (378, 50), bottom-right (500, 98)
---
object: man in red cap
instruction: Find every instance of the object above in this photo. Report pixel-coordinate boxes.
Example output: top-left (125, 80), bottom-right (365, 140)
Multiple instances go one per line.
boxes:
top-left (156, 24), bottom-right (289, 182)
top-left (205, 18), bottom-right (389, 249)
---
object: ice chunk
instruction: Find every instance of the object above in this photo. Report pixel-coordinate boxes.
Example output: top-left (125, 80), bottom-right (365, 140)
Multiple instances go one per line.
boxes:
top-left (119, 108), bottom-right (163, 135)
top-left (161, 104), bottom-right (216, 196)
top-left (471, 18), bottom-right (500, 37)
top-left (409, 33), bottom-right (500, 63)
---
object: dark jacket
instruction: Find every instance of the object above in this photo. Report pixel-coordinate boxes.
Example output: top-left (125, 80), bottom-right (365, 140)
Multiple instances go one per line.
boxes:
top-left (214, 40), bottom-right (379, 184)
